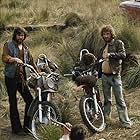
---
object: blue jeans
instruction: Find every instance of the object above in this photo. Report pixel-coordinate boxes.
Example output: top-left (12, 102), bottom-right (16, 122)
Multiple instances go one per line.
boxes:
top-left (102, 74), bottom-right (131, 126)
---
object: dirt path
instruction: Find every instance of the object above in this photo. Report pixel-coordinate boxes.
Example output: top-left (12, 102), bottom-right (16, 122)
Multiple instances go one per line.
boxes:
top-left (0, 95), bottom-right (34, 140)
top-left (92, 88), bottom-right (140, 140)
top-left (0, 89), bottom-right (140, 140)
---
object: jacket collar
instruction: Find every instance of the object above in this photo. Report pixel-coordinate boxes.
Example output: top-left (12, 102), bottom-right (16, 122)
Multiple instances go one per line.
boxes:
top-left (12, 40), bottom-right (27, 49)
top-left (102, 39), bottom-right (115, 50)
top-left (108, 39), bottom-right (115, 45)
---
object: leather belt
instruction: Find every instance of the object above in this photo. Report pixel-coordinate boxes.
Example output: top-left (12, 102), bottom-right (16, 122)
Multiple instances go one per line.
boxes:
top-left (102, 73), bottom-right (116, 76)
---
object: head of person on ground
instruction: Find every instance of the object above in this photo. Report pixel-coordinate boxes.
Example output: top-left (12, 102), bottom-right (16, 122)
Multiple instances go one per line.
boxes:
top-left (70, 124), bottom-right (87, 140)
top-left (60, 123), bottom-right (87, 140)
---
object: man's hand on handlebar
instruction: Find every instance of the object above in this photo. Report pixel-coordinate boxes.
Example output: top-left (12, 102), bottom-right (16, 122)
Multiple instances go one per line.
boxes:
top-left (14, 58), bottom-right (23, 64)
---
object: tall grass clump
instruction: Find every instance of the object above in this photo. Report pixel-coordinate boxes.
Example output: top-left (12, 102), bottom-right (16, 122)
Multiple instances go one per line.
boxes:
top-left (0, 70), bottom-right (7, 98)
top-left (0, 78), bottom-right (7, 98)
top-left (56, 79), bottom-right (81, 124)
top-left (8, 0), bottom-right (28, 9)
top-left (35, 124), bottom-right (62, 140)
top-left (55, 39), bottom-right (79, 74)
top-left (118, 22), bottom-right (140, 53)
top-left (0, 7), bottom-right (14, 27)
top-left (124, 65), bottom-right (140, 89)
top-left (0, 62), bottom-right (7, 98)
top-left (0, 38), bottom-right (7, 98)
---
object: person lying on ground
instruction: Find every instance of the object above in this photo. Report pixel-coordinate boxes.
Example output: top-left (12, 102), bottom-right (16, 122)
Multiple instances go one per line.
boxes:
top-left (59, 123), bottom-right (87, 140)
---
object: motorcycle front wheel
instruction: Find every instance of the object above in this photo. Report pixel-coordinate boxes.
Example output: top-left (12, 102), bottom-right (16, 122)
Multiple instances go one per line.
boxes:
top-left (79, 95), bottom-right (105, 133)
top-left (29, 101), bottom-right (62, 138)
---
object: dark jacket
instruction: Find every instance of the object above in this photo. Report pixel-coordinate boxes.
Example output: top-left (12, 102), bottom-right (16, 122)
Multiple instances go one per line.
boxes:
top-left (97, 39), bottom-right (126, 77)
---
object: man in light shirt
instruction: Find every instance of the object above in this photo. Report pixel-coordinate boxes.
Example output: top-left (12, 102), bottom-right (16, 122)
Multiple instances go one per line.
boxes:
top-left (97, 25), bottom-right (132, 129)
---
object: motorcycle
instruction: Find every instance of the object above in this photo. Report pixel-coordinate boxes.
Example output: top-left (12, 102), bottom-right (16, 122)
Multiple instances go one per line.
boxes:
top-left (64, 49), bottom-right (105, 133)
top-left (24, 54), bottom-right (61, 137)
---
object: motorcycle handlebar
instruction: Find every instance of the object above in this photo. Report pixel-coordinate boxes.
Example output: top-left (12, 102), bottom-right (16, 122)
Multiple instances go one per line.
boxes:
top-left (63, 73), bottom-right (73, 77)
top-left (24, 63), bottom-right (60, 80)
top-left (23, 63), bottom-right (40, 78)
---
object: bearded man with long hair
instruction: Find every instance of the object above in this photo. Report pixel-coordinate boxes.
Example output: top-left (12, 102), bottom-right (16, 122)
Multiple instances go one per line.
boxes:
top-left (2, 27), bottom-right (38, 135)
top-left (97, 25), bottom-right (132, 129)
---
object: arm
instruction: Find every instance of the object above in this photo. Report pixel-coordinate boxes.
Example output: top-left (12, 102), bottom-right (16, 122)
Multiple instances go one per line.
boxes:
top-left (2, 43), bottom-right (23, 64)
top-left (109, 40), bottom-right (126, 60)
top-left (59, 123), bottom-right (72, 140)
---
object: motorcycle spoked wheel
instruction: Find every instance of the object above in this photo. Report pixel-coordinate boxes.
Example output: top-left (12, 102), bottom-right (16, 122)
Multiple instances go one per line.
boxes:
top-left (79, 95), bottom-right (105, 133)
top-left (29, 101), bottom-right (62, 137)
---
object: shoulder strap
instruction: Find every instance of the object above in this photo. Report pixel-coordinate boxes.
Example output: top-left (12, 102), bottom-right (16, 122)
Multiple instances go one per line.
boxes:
top-left (7, 41), bottom-right (18, 57)
top-left (23, 47), bottom-right (30, 64)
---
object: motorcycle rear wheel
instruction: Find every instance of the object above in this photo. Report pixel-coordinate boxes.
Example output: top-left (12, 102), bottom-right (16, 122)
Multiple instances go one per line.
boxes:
top-left (79, 95), bottom-right (105, 133)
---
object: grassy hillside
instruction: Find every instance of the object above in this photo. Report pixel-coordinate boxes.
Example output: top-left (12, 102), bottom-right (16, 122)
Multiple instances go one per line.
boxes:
top-left (0, 0), bottom-right (140, 140)
top-left (0, 0), bottom-right (140, 90)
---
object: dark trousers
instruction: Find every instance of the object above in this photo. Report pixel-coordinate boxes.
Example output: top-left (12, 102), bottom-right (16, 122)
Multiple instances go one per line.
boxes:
top-left (5, 76), bottom-right (33, 132)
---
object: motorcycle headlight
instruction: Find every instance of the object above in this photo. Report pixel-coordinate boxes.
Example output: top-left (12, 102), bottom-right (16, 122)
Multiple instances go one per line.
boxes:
top-left (43, 76), bottom-right (58, 90)
top-left (47, 78), bottom-right (55, 89)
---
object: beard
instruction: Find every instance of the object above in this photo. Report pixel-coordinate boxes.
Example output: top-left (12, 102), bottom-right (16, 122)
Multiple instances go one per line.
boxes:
top-left (15, 38), bottom-right (24, 44)
top-left (103, 37), bottom-right (112, 43)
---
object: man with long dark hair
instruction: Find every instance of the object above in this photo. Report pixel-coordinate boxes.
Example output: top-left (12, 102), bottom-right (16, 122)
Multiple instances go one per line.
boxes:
top-left (2, 27), bottom-right (37, 135)
top-left (97, 25), bottom-right (132, 129)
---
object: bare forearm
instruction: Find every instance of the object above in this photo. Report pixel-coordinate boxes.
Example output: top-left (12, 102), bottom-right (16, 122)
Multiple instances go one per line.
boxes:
top-left (2, 55), bottom-right (23, 64)
top-left (2, 43), bottom-right (22, 64)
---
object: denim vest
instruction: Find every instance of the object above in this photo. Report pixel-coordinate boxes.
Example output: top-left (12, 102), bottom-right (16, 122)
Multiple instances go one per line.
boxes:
top-left (4, 41), bottom-right (30, 78)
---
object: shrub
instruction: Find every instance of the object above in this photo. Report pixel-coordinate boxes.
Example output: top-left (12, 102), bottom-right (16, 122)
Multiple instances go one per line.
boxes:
top-left (124, 65), bottom-right (140, 89)
top-left (35, 124), bottom-right (62, 140)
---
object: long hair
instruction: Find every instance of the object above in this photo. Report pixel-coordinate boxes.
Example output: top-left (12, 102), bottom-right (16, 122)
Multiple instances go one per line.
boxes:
top-left (101, 24), bottom-right (116, 39)
top-left (69, 124), bottom-right (87, 140)
top-left (12, 27), bottom-right (27, 41)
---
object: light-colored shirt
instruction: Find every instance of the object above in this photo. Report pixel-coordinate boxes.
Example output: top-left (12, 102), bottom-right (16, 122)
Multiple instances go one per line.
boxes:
top-left (102, 44), bottom-right (112, 74)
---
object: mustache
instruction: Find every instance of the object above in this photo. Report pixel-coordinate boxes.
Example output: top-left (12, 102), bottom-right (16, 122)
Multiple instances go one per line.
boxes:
top-left (103, 37), bottom-right (112, 42)
top-left (15, 39), bottom-right (24, 44)
top-left (103, 37), bottom-right (109, 39)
